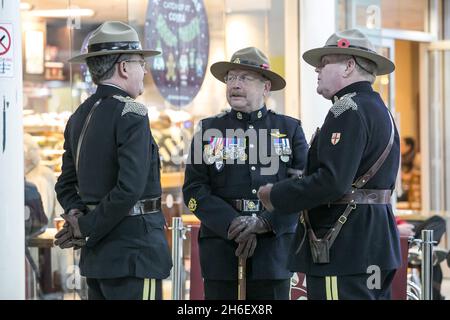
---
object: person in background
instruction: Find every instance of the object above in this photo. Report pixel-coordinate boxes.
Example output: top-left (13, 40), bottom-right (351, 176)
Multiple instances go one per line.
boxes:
top-left (396, 215), bottom-right (446, 300)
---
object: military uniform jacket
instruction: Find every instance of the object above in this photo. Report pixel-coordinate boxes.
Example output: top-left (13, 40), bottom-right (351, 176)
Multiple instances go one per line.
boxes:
top-left (270, 81), bottom-right (401, 276)
top-left (55, 84), bottom-right (172, 279)
top-left (183, 106), bottom-right (308, 280)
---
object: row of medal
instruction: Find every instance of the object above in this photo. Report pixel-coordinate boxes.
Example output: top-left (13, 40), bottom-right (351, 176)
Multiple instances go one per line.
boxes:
top-left (204, 137), bottom-right (247, 166)
top-left (204, 137), bottom-right (292, 171)
top-left (273, 138), bottom-right (292, 163)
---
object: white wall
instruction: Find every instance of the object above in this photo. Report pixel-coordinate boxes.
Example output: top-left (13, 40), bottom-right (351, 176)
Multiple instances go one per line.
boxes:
top-left (0, 0), bottom-right (25, 299)
top-left (299, 0), bottom-right (336, 141)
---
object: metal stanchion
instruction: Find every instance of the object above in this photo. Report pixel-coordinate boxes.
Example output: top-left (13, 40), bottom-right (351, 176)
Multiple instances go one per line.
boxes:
top-left (170, 217), bottom-right (190, 300)
top-left (421, 230), bottom-right (434, 300)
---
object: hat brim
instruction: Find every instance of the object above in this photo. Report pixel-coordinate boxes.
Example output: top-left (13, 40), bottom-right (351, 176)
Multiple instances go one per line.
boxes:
top-left (68, 49), bottom-right (161, 63)
top-left (210, 61), bottom-right (286, 91)
top-left (303, 47), bottom-right (395, 75)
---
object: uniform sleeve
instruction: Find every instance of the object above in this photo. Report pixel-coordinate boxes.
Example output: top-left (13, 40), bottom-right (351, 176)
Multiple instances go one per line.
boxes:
top-left (55, 116), bottom-right (87, 213)
top-left (182, 122), bottom-right (239, 240)
top-left (270, 109), bottom-right (368, 214)
top-left (78, 111), bottom-right (151, 246)
top-left (260, 120), bottom-right (308, 235)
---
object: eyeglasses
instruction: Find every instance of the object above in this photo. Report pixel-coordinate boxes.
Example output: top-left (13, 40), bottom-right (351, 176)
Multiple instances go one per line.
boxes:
top-left (124, 59), bottom-right (147, 69)
top-left (224, 74), bottom-right (261, 84)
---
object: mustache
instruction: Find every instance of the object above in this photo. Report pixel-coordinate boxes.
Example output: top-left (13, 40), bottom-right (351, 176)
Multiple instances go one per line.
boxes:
top-left (229, 91), bottom-right (246, 97)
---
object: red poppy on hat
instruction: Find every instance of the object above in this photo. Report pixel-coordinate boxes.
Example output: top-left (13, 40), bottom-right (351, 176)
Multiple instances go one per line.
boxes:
top-left (337, 38), bottom-right (350, 48)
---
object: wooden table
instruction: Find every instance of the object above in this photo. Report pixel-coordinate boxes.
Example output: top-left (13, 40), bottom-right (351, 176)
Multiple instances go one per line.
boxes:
top-left (27, 228), bottom-right (57, 294)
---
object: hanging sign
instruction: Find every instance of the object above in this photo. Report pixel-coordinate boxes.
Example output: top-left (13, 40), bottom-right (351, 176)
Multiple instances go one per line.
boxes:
top-left (145, 0), bottom-right (210, 107)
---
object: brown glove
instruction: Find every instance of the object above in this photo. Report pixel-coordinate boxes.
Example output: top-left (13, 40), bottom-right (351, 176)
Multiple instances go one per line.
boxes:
top-left (228, 215), bottom-right (271, 242)
top-left (235, 234), bottom-right (257, 259)
top-left (257, 183), bottom-right (274, 212)
top-left (54, 209), bottom-right (86, 249)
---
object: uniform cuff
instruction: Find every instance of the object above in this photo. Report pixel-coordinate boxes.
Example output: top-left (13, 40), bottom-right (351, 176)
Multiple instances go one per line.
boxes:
top-left (78, 212), bottom-right (95, 237)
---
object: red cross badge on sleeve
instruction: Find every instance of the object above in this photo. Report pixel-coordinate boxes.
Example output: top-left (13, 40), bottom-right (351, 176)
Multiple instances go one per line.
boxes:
top-left (331, 133), bottom-right (341, 145)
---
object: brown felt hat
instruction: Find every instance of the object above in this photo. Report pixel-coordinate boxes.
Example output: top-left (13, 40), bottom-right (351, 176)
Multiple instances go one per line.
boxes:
top-left (303, 29), bottom-right (395, 75)
top-left (69, 21), bottom-right (160, 63)
top-left (210, 47), bottom-right (286, 91)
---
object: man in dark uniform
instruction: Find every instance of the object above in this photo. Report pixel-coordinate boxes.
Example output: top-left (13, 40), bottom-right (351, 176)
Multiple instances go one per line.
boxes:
top-left (54, 21), bottom-right (172, 300)
top-left (257, 29), bottom-right (402, 299)
top-left (183, 47), bottom-right (308, 299)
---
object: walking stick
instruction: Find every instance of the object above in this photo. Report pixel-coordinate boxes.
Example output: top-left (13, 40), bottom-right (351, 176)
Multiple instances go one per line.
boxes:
top-left (238, 257), bottom-right (246, 300)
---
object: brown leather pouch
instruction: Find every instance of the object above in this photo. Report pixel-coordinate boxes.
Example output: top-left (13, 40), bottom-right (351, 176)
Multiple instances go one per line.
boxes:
top-left (308, 229), bottom-right (330, 264)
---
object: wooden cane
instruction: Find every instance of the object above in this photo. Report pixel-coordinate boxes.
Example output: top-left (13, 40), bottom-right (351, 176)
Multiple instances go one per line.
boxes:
top-left (238, 257), bottom-right (246, 300)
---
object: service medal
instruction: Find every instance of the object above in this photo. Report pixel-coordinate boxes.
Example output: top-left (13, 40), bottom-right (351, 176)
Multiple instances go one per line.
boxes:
top-left (274, 138), bottom-right (283, 155)
top-left (282, 139), bottom-right (292, 155)
top-left (238, 152), bottom-right (247, 161)
top-left (281, 155), bottom-right (290, 163)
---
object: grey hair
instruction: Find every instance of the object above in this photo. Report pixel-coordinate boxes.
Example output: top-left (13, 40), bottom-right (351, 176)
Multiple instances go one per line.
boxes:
top-left (86, 53), bottom-right (135, 84)
top-left (353, 56), bottom-right (377, 83)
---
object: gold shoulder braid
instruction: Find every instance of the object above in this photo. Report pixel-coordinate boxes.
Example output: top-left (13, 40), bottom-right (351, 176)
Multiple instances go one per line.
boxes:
top-left (113, 95), bottom-right (148, 117)
top-left (330, 92), bottom-right (357, 118)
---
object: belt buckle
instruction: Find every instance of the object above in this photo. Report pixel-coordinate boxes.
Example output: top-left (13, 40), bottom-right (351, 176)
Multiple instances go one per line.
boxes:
top-left (243, 200), bottom-right (259, 212)
top-left (133, 201), bottom-right (144, 215)
top-left (338, 215), bottom-right (347, 224)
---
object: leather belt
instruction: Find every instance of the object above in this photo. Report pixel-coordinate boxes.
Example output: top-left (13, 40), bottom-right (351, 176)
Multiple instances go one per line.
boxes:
top-left (332, 189), bottom-right (391, 205)
top-left (87, 197), bottom-right (161, 216)
top-left (229, 199), bottom-right (264, 213)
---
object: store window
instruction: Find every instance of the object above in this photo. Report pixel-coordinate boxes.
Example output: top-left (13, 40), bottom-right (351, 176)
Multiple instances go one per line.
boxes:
top-left (20, 0), bottom-right (297, 299)
top-left (336, 0), bottom-right (430, 32)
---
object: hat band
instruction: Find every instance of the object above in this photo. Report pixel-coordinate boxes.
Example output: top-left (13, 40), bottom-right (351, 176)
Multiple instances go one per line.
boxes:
top-left (232, 59), bottom-right (270, 70)
top-left (88, 41), bottom-right (142, 53)
top-left (325, 44), bottom-right (377, 54)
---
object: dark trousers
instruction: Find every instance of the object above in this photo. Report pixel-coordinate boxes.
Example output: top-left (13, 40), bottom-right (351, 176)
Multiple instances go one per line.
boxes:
top-left (87, 277), bottom-right (162, 300)
top-left (204, 279), bottom-right (291, 300)
top-left (306, 270), bottom-right (396, 300)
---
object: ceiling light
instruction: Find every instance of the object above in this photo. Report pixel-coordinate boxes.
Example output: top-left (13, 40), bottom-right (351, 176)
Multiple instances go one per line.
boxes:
top-left (20, 2), bottom-right (33, 11)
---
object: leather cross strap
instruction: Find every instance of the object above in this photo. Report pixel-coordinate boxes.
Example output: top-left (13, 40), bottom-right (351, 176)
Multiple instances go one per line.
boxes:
top-left (353, 114), bottom-right (395, 188)
top-left (75, 98), bottom-right (103, 174)
top-left (332, 189), bottom-right (392, 205)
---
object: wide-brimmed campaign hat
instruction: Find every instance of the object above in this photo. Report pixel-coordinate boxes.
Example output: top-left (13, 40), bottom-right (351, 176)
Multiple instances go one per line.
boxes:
top-left (69, 21), bottom-right (160, 63)
top-left (302, 29), bottom-right (395, 75)
top-left (210, 47), bottom-right (286, 91)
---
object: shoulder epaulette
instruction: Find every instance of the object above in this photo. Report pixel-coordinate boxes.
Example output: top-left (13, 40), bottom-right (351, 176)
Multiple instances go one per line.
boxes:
top-left (330, 92), bottom-right (358, 118)
top-left (113, 95), bottom-right (148, 116)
